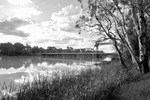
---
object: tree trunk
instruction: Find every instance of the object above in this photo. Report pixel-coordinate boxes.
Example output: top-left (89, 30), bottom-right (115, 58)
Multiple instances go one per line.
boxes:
top-left (114, 41), bottom-right (128, 70)
top-left (138, 6), bottom-right (149, 74)
top-left (124, 40), bottom-right (141, 70)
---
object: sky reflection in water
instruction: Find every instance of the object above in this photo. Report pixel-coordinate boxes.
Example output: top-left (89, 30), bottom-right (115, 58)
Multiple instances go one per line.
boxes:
top-left (0, 56), bottom-right (101, 84)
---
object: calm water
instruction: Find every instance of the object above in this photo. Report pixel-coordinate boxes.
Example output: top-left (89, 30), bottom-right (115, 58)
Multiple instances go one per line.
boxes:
top-left (0, 56), bottom-right (102, 85)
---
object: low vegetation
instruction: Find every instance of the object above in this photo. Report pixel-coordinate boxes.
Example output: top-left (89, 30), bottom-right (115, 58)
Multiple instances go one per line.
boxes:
top-left (0, 60), bottom-right (142, 100)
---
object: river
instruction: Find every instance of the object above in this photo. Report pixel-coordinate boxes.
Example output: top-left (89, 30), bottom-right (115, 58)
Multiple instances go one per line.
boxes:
top-left (0, 56), bottom-right (107, 85)
top-left (0, 56), bottom-right (113, 97)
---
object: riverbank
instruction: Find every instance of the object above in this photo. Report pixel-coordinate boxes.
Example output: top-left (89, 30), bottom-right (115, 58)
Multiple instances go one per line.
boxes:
top-left (1, 60), bottom-right (150, 100)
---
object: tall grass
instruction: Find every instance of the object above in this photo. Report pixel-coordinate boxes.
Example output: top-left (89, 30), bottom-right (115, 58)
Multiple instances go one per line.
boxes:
top-left (1, 61), bottom-right (134, 100)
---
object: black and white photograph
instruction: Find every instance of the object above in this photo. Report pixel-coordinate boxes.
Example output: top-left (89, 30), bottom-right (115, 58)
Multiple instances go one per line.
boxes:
top-left (0, 0), bottom-right (150, 100)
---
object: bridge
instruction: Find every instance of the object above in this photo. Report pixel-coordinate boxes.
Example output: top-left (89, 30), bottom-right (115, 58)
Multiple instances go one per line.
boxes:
top-left (41, 52), bottom-right (115, 58)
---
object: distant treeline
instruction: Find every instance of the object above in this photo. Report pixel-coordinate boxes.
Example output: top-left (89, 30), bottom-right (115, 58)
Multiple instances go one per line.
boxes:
top-left (0, 42), bottom-right (102, 56)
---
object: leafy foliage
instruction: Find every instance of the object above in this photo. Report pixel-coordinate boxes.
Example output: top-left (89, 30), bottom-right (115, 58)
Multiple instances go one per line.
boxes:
top-left (76, 0), bottom-right (150, 73)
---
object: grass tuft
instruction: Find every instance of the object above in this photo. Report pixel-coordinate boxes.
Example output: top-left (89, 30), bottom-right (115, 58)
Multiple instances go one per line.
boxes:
top-left (0, 61), bottom-right (137, 100)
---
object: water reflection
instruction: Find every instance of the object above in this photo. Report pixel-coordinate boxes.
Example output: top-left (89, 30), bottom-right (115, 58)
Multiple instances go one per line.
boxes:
top-left (0, 56), bottom-right (101, 84)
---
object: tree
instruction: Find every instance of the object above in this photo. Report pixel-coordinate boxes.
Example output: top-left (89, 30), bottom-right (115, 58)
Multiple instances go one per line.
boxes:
top-left (32, 46), bottom-right (40, 54)
top-left (25, 44), bottom-right (32, 52)
top-left (14, 43), bottom-right (25, 55)
top-left (0, 43), bottom-right (15, 55)
top-left (39, 47), bottom-right (45, 53)
top-left (46, 46), bottom-right (57, 53)
top-left (76, 0), bottom-right (150, 73)
top-left (66, 47), bottom-right (74, 52)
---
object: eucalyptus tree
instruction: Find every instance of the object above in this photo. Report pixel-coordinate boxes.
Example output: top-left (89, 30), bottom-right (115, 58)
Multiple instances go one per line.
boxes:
top-left (76, 0), bottom-right (150, 73)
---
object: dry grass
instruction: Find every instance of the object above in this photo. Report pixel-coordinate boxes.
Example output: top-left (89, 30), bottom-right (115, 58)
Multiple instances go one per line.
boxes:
top-left (0, 61), bottom-right (140, 100)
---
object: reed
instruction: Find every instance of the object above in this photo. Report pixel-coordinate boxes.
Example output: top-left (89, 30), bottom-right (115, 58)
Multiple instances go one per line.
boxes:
top-left (0, 61), bottom-right (136, 100)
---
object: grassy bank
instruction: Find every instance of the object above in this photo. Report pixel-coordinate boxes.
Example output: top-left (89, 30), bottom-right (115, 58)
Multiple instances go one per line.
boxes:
top-left (0, 61), bottom-right (141, 100)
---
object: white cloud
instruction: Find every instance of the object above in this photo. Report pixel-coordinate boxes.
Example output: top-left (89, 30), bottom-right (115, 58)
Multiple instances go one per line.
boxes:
top-left (12, 4), bottom-right (93, 49)
top-left (16, 20), bottom-right (93, 49)
top-left (0, 4), bottom-right (102, 50)
top-left (8, 0), bottom-right (42, 18)
top-left (11, 7), bottom-right (42, 18)
top-left (8, 0), bottom-right (33, 6)
top-left (0, 17), bottom-right (31, 37)
top-left (52, 5), bottom-right (81, 18)
top-left (51, 5), bottom-right (82, 32)
top-left (0, 34), bottom-right (27, 44)
top-left (57, 3), bottom-right (61, 7)
top-left (0, 5), bottom-right (3, 8)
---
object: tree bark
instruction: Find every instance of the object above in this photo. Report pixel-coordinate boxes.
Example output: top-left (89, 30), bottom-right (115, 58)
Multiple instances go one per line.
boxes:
top-left (138, 4), bottom-right (149, 74)
top-left (114, 41), bottom-right (128, 70)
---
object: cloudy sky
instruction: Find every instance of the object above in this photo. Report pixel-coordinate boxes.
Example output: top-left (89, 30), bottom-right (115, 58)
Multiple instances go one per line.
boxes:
top-left (0, 0), bottom-right (114, 52)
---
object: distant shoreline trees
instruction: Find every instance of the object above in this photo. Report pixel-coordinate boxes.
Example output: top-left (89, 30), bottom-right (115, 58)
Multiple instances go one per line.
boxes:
top-left (0, 42), bottom-right (101, 56)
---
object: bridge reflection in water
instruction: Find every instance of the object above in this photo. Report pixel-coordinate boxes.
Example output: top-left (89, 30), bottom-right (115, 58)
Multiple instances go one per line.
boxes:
top-left (41, 52), bottom-right (115, 59)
